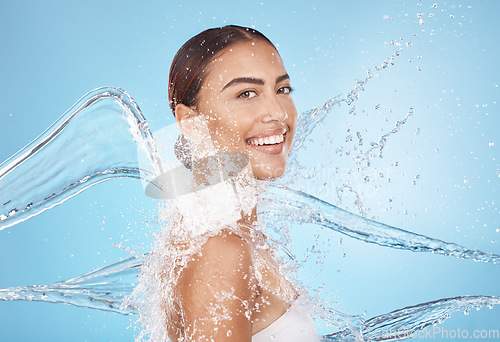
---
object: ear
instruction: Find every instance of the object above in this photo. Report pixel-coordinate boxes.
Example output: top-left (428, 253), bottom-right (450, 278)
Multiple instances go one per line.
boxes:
top-left (174, 103), bottom-right (197, 124)
top-left (175, 104), bottom-right (204, 142)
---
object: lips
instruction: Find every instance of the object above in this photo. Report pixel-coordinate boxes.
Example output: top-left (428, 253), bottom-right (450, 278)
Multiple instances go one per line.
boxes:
top-left (246, 128), bottom-right (287, 155)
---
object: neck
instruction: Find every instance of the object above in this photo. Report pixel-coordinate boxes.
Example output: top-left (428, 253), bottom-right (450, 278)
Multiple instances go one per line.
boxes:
top-left (249, 205), bottom-right (258, 224)
top-left (237, 205), bottom-right (259, 233)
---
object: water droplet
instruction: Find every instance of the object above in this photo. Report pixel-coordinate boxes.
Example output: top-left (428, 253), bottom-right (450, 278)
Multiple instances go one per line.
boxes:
top-left (489, 141), bottom-right (494, 147)
top-left (226, 330), bottom-right (232, 337)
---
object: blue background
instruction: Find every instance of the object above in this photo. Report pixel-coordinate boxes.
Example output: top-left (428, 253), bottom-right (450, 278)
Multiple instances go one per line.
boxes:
top-left (0, 1), bottom-right (498, 341)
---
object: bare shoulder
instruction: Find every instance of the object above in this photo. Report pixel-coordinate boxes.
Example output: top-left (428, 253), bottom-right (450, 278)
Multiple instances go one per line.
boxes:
top-left (201, 228), bottom-right (253, 262)
top-left (179, 228), bottom-right (255, 287)
top-left (171, 228), bottom-right (257, 340)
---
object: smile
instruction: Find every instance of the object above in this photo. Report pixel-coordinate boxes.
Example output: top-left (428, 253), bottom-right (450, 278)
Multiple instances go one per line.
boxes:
top-left (245, 129), bottom-right (287, 155)
top-left (247, 133), bottom-right (284, 146)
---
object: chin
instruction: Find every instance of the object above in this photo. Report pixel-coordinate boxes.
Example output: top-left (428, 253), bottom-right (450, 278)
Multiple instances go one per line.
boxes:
top-left (252, 163), bottom-right (287, 180)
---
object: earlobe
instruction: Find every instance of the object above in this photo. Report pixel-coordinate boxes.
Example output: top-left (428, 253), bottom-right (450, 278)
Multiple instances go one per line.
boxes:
top-left (174, 104), bottom-right (197, 124)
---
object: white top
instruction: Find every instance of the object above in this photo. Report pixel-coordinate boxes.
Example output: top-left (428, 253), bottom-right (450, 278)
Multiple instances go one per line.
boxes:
top-left (252, 301), bottom-right (319, 342)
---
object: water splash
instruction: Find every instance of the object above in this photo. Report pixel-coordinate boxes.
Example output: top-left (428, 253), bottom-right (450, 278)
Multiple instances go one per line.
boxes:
top-left (1, 253), bottom-right (498, 341)
top-left (293, 50), bottom-right (403, 153)
top-left (284, 50), bottom-right (414, 219)
top-left (0, 256), bottom-right (140, 315)
top-left (323, 296), bottom-right (500, 341)
top-left (362, 108), bottom-right (415, 166)
top-left (0, 67), bottom-right (497, 339)
top-left (261, 184), bottom-right (500, 264)
top-left (0, 87), bottom-right (162, 231)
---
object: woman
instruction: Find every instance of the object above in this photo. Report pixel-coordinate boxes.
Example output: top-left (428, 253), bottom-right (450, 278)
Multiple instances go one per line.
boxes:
top-left (136, 25), bottom-right (319, 341)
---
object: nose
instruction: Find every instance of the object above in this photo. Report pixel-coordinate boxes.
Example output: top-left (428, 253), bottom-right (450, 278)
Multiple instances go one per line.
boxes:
top-left (261, 93), bottom-right (288, 123)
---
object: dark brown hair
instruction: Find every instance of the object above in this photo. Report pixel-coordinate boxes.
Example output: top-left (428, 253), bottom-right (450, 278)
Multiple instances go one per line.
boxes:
top-left (168, 25), bottom-right (277, 115)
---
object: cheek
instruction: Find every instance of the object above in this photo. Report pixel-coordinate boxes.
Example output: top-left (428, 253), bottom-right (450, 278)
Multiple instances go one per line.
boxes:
top-left (286, 108), bottom-right (298, 140)
top-left (207, 116), bottom-right (246, 149)
top-left (288, 103), bottom-right (298, 122)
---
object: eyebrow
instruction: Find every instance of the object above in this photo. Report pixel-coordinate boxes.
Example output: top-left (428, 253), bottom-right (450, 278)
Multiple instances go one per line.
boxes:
top-left (221, 74), bottom-right (290, 92)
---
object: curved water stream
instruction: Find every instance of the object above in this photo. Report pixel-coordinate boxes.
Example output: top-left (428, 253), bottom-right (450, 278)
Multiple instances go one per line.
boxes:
top-left (0, 77), bottom-right (498, 340)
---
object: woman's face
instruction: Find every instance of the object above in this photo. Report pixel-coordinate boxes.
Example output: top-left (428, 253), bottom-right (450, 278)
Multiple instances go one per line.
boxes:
top-left (191, 39), bottom-right (297, 179)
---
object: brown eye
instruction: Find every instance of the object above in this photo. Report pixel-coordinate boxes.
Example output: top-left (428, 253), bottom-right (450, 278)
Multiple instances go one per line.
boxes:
top-left (277, 86), bottom-right (292, 94)
top-left (238, 90), bottom-right (257, 99)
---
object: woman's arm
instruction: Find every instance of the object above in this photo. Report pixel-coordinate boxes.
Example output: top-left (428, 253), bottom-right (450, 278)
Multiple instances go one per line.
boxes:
top-left (173, 229), bottom-right (258, 341)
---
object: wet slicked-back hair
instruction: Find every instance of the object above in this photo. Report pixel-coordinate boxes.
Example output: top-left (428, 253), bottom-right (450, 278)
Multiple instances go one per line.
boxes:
top-left (168, 25), bottom-right (277, 115)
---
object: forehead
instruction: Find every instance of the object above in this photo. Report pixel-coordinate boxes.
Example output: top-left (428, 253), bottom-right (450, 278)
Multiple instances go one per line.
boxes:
top-left (204, 40), bottom-right (285, 86)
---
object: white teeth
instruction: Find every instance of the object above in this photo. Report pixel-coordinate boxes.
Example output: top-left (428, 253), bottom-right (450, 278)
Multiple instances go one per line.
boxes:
top-left (248, 134), bottom-right (284, 146)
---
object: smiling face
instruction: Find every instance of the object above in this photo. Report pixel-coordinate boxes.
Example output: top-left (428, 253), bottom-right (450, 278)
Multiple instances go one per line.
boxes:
top-left (182, 39), bottom-right (297, 179)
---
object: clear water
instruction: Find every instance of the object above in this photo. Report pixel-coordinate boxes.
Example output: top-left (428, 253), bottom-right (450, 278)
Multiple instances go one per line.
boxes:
top-left (1, 84), bottom-right (498, 340)
top-left (1, 1), bottom-right (498, 341)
